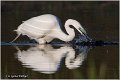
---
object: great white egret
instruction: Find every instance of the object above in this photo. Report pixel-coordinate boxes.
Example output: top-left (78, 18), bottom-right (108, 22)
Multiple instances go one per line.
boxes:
top-left (15, 44), bottom-right (90, 74)
top-left (13, 14), bottom-right (88, 44)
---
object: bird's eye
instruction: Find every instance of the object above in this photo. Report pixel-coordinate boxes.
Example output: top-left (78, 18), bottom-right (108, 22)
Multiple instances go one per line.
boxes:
top-left (69, 25), bottom-right (74, 28)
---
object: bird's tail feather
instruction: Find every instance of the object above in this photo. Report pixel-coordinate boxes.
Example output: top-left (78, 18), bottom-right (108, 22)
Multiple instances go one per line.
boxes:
top-left (11, 33), bottom-right (21, 42)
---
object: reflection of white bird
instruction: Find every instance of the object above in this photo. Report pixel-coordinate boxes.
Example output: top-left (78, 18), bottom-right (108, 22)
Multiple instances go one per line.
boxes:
top-left (65, 46), bottom-right (89, 69)
top-left (13, 14), bottom-right (87, 44)
top-left (16, 44), bottom-right (74, 74)
top-left (15, 44), bottom-right (89, 74)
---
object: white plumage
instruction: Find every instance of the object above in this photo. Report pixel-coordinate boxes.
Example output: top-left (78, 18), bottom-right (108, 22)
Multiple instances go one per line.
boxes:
top-left (13, 14), bottom-right (87, 44)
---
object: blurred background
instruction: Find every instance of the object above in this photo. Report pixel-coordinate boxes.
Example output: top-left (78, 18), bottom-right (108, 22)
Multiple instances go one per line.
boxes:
top-left (1, 1), bottom-right (119, 79)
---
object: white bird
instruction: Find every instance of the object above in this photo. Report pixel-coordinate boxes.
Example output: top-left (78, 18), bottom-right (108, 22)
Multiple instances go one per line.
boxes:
top-left (13, 14), bottom-right (87, 44)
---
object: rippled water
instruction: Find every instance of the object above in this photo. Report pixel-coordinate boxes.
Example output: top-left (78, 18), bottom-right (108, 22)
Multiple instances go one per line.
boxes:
top-left (1, 44), bottom-right (119, 79)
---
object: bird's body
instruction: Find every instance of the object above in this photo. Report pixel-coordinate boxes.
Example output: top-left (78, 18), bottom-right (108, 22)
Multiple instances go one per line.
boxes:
top-left (13, 14), bottom-right (87, 44)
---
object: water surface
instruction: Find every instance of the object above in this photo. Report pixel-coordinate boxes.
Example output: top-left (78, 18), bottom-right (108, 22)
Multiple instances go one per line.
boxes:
top-left (1, 44), bottom-right (119, 79)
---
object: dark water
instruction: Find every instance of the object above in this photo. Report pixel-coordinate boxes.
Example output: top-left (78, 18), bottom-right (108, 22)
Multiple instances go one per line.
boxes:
top-left (1, 1), bottom-right (119, 79)
top-left (1, 44), bottom-right (119, 79)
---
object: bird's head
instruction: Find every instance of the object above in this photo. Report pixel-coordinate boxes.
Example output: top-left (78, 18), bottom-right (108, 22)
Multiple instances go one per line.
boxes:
top-left (65, 19), bottom-right (87, 35)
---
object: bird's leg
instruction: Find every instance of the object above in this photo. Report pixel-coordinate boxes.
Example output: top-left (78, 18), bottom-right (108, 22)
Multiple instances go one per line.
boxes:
top-left (36, 38), bottom-right (47, 44)
top-left (43, 36), bottom-right (54, 43)
top-left (66, 41), bottom-right (70, 44)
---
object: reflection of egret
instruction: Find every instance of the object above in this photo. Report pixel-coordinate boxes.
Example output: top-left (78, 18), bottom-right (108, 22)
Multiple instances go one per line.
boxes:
top-left (13, 14), bottom-right (88, 44)
top-left (15, 44), bottom-right (90, 74)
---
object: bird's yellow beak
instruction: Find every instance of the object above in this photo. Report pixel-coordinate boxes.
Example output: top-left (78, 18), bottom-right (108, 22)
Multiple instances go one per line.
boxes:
top-left (77, 27), bottom-right (87, 35)
top-left (77, 27), bottom-right (92, 41)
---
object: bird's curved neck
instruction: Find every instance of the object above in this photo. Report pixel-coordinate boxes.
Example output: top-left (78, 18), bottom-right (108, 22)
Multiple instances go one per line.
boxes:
top-left (56, 20), bottom-right (75, 42)
top-left (64, 22), bottom-right (75, 41)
